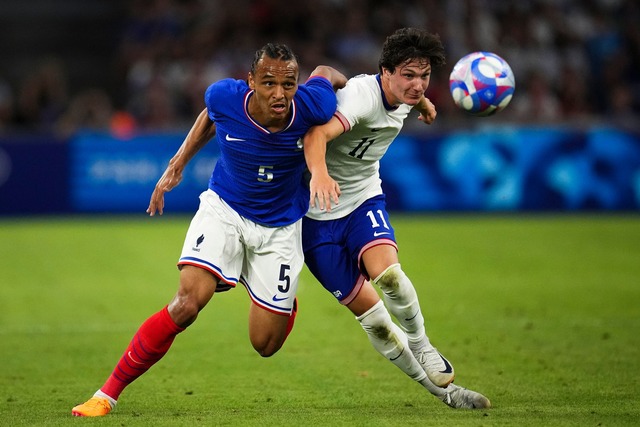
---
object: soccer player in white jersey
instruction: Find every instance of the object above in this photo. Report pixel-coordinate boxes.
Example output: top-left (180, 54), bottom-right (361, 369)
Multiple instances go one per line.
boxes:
top-left (303, 28), bottom-right (491, 409)
top-left (71, 43), bottom-right (347, 417)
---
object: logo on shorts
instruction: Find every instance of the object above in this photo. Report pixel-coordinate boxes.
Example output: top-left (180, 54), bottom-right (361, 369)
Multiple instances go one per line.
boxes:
top-left (272, 295), bottom-right (289, 302)
top-left (373, 231), bottom-right (390, 237)
top-left (192, 234), bottom-right (205, 252)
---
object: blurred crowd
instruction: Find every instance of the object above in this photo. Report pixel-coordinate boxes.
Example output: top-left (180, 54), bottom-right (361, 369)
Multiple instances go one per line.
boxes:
top-left (0, 0), bottom-right (639, 137)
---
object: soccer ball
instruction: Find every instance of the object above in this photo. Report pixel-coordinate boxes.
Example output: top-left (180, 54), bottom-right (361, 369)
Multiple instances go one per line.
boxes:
top-left (449, 51), bottom-right (515, 117)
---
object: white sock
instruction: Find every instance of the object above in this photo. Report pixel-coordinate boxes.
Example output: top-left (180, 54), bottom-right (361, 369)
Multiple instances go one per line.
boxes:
top-left (94, 389), bottom-right (117, 408)
top-left (373, 263), bottom-right (429, 345)
top-left (356, 300), bottom-right (426, 383)
top-left (419, 377), bottom-right (448, 398)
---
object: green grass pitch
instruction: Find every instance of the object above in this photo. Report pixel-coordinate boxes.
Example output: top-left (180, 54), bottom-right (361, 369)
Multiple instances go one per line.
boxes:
top-left (1, 214), bottom-right (639, 426)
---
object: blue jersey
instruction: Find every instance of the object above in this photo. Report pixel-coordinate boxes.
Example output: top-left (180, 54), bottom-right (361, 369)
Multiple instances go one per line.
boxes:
top-left (205, 76), bottom-right (337, 226)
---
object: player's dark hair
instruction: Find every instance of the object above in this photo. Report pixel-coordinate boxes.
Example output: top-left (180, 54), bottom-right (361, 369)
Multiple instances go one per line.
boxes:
top-left (378, 27), bottom-right (446, 73)
top-left (251, 43), bottom-right (298, 74)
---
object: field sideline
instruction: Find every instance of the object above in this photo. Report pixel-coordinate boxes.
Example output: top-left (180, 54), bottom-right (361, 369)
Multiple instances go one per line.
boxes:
top-left (1, 214), bottom-right (639, 426)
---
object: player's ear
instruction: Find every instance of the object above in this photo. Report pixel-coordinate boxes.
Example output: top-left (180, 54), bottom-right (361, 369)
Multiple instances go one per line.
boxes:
top-left (248, 73), bottom-right (255, 90)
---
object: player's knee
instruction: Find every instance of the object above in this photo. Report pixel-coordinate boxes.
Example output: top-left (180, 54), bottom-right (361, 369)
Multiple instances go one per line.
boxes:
top-left (373, 263), bottom-right (404, 293)
top-left (167, 297), bottom-right (200, 327)
top-left (248, 306), bottom-right (291, 357)
top-left (251, 335), bottom-right (283, 357)
top-left (170, 266), bottom-right (216, 327)
top-left (168, 282), bottom-right (205, 327)
top-left (374, 263), bottom-right (418, 301)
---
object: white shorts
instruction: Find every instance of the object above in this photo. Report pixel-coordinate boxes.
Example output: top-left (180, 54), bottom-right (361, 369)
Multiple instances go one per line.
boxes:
top-left (179, 190), bottom-right (302, 315)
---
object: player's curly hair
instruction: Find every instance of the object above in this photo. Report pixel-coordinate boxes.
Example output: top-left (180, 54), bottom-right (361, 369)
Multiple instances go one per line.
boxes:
top-left (251, 43), bottom-right (299, 75)
top-left (378, 27), bottom-right (446, 73)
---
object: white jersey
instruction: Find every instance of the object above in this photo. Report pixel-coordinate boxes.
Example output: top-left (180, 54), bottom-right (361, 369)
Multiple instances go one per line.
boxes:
top-left (306, 74), bottom-right (413, 220)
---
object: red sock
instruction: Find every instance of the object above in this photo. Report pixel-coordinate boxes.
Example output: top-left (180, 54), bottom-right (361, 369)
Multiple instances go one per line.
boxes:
top-left (284, 297), bottom-right (298, 340)
top-left (101, 306), bottom-right (185, 400)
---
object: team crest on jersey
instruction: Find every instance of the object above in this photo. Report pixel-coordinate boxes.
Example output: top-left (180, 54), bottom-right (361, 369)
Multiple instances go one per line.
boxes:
top-left (192, 234), bottom-right (205, 252)
top-left (296, 138), bottom-right (303, 150)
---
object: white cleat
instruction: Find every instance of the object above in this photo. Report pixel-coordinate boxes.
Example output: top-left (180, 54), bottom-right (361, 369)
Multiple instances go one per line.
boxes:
top-left (441, 384), bottom-right (491, 409)
top-left (411, 345), bottom-right (455, 387)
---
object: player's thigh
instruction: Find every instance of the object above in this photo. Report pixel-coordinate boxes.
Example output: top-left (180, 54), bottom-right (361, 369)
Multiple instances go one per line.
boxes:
top-left (303, 217), bottom-right (362, 303)
top-left (346, 195), bottom-right (397, 249)
top-left (242, 220), bottom-right (302, 315)
top-left (345, 196), bottom-right (398, 277)
top-left (179, 190), bottom-right (245, 286)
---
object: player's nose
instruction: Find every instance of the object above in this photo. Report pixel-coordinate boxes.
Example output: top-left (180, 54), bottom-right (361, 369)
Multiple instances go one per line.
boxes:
top-left (414, 78), bottom-right (427, 90)
top-left (273, 85), bottom-right (285, 99)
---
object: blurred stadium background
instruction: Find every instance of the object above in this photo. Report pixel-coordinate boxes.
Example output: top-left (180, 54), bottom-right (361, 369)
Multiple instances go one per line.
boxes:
top-left (1, 0), bottom-right (639, 215)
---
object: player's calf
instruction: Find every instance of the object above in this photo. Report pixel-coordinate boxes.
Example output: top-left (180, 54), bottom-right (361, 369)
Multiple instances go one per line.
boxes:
top-left (373, 263), bottom-right (455, 387)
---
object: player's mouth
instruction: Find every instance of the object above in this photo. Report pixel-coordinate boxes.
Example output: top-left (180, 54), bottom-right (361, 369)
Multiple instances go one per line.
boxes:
top-left (271, 102), bottom-right (287, 115)
top-left (405, 93), bottom-right (422, 104)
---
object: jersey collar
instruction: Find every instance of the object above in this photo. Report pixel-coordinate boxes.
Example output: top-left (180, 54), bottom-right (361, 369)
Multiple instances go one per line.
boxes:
top-left (376, 74), bottom-right (398, 111)
top-left (243, 90), bottom-right (296, 134)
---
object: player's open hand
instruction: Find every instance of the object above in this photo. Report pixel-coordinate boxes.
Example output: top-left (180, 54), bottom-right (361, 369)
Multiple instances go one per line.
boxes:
top-left (309, 173), bottom-right (341, 213)
top-left (147, 166), bottom-right (183, 216)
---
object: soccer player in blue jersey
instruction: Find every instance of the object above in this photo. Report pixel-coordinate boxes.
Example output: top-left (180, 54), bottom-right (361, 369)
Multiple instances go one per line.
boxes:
top-left (72, 43), bottom-right (347, 417)
top-left (303, 28), bottom-right (491, 408)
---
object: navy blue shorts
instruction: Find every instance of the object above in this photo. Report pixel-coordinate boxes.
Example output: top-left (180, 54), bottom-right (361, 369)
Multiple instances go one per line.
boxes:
top-left (302, 195), bottom-right (397, 305)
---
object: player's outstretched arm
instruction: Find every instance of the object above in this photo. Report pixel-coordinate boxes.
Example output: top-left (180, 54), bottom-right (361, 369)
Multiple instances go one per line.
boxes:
top-left (308, 65), bottom-right (348, 91)
top-left (147, 109), bottom-right (217, 216)
top-left (415, 96), bottom-right (437, 125)
top-left (304, 117), bottom-right (344, 212)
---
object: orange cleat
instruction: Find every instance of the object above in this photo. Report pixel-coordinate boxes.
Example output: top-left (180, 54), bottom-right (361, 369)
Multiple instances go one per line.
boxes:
top-left (71, 397), bottom-right (113, 417)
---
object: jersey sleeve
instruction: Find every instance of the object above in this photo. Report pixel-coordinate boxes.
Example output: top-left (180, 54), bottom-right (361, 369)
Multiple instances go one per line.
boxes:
top-left (301, 76), bottom-right (338, 124)
top-left (204, 79), bottom-right (238, 122)
top-left (335, 76), bottom-right (377, 129)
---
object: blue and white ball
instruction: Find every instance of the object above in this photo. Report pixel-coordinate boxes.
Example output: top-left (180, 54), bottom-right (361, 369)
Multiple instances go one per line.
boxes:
top-left (449, 51), bottom-right (515, 117)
